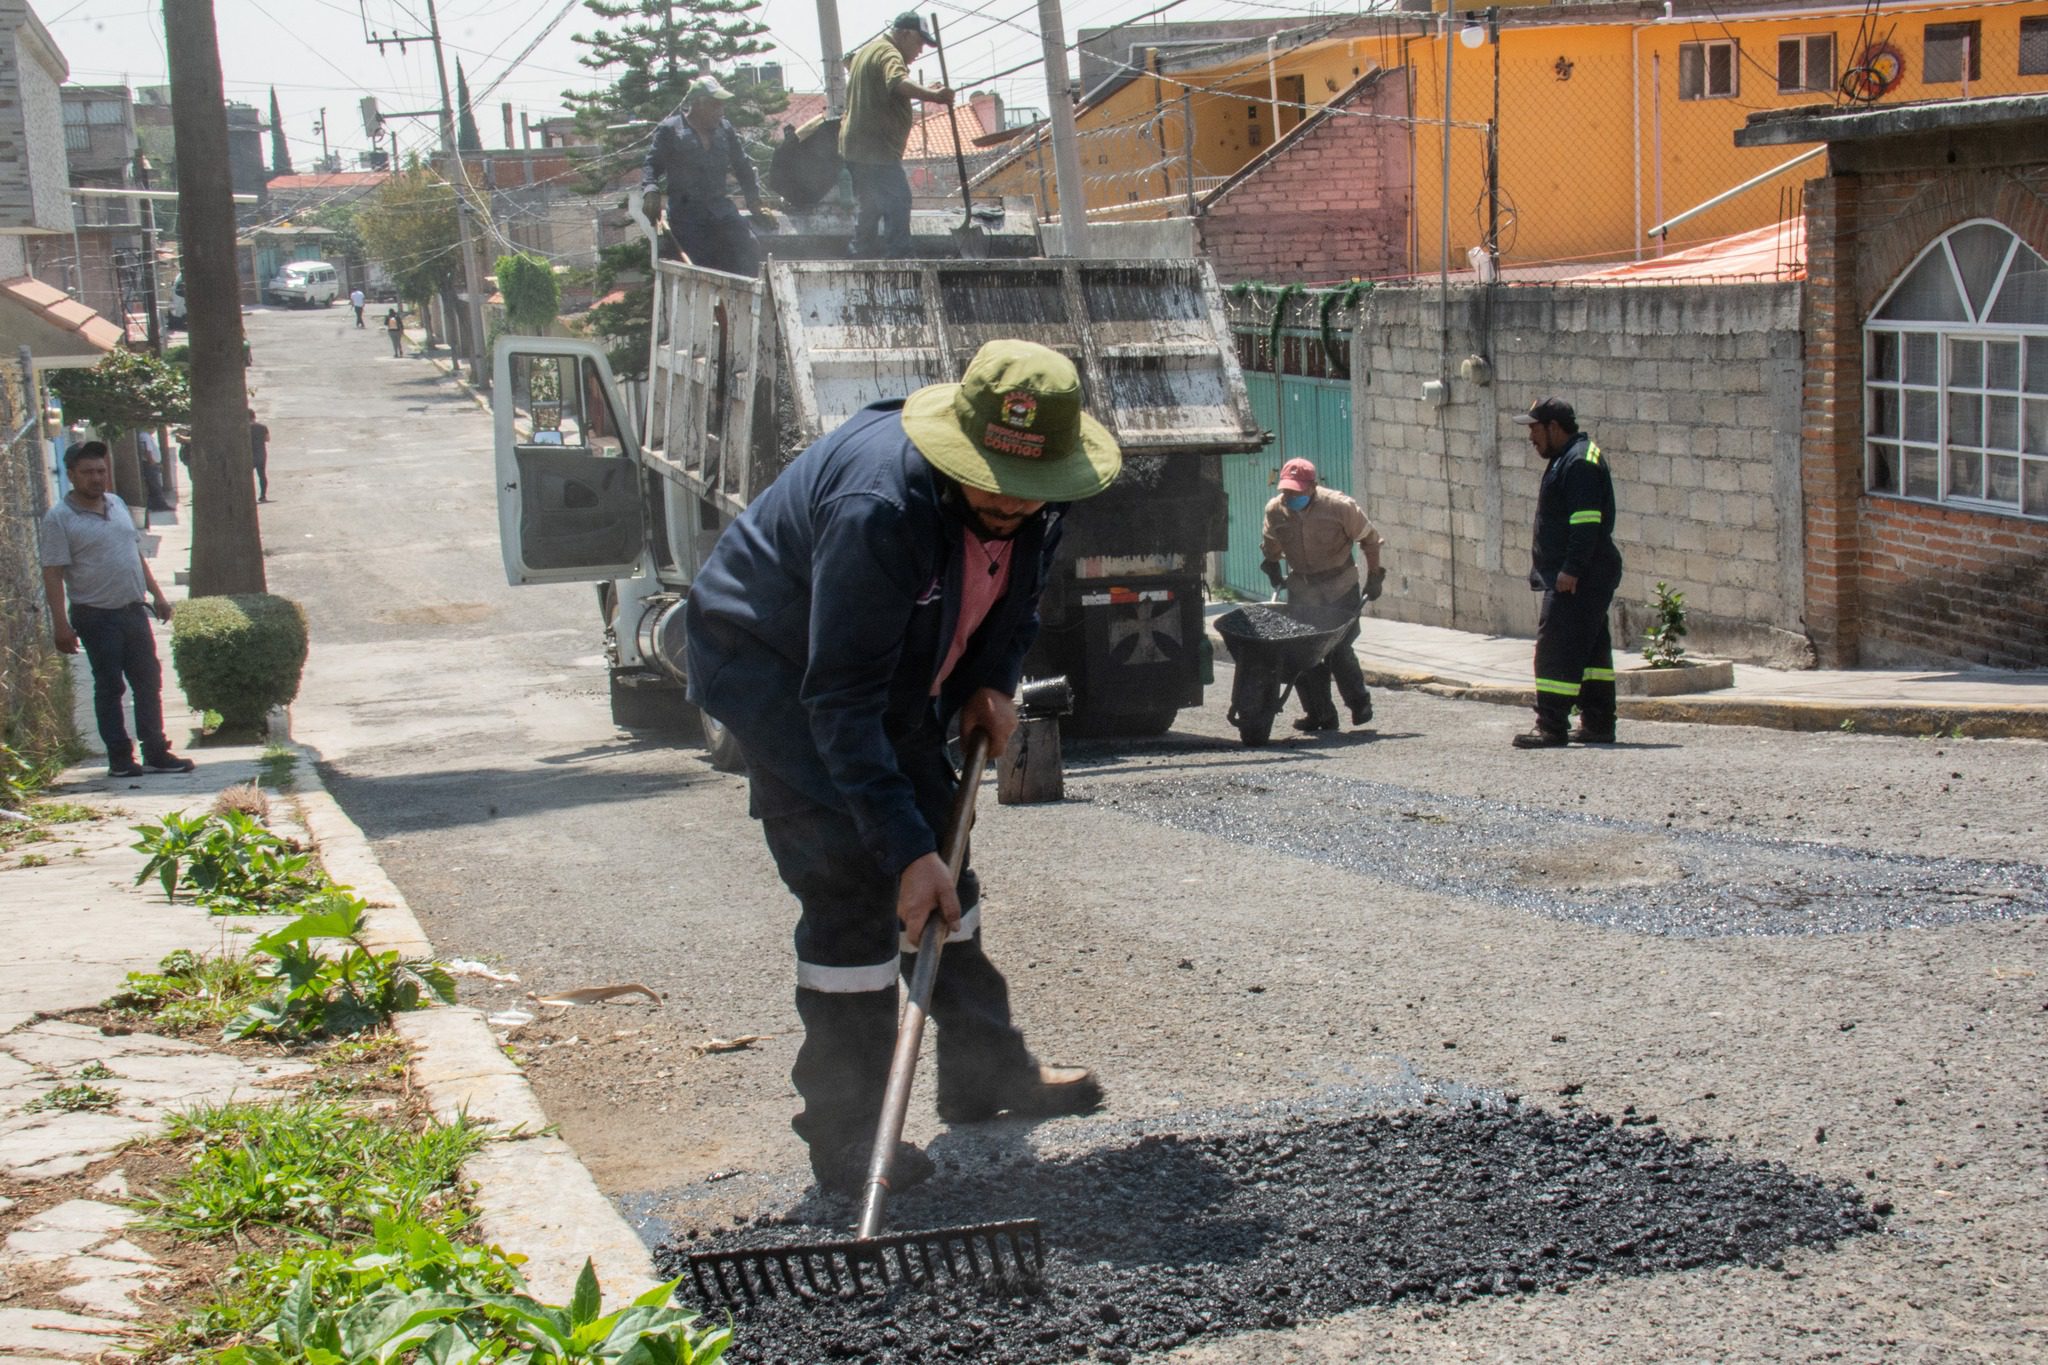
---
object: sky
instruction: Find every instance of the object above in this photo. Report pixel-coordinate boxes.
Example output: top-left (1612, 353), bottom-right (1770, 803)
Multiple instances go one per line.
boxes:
top-left (37, 0), bottom-right (1353, 170)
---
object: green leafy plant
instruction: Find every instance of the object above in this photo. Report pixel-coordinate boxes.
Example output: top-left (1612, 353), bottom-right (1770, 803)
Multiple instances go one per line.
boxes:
top-left (107, 948), bottom-right (275, 1032)
top-left (17, 853), bottom-right (48, 868)
top-left (219, 1259), bottom-right (728, 1365)
top-left (169, 594), bottom-right (309, 734)
top-left (1641, 580), bottom-right (1690, 669)
top-left (226, 892), bottom-right (456, 1040)
top-left (1, 742), bottom-right (65, 811)
top-left (77, 1060), bottom-right (114, 1080)
top-left (132, 809), bottom-right (324, 912)
top-left (143, 1098), bottom-right (485, 1240)
top-left (25, 1080), bottom-right (118, 1113)
top-left (497, 252), bottom-right (561, 338)
top-left (46, 346), bottom-right (191, 445)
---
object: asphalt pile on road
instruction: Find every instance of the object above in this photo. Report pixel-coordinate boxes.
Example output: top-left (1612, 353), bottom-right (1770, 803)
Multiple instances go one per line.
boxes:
top-left (1215, 603), bottom-right (1333, 643)
top-left (663, 1101), bottom-right (1879, 1363)
top-left (1103, 771), bottom-right (2048, 936)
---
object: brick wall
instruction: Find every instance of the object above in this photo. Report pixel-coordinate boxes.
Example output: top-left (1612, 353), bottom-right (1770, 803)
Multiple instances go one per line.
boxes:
top-left (1197, 75), bottom-right (1410, 286)
top-left (1798, 137), bottom-right (2048, 668)
top-left (1352, 282), bottom-right (1814, 666)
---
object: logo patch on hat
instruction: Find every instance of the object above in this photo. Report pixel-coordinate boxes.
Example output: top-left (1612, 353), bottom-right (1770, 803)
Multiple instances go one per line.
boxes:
top-left (1001, 391), bottom-right (1037, 428)
top-left (986, 389), bottom-right (1047, 458)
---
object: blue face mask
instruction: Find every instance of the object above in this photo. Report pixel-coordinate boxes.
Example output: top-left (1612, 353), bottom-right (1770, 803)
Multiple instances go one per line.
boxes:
top-left (1283, 493), bottom-right (1311, 511)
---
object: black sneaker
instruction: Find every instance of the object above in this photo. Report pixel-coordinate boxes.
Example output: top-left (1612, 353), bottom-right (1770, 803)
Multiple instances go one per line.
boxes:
top-left (1292, 715), bottom-right (1339, 733)
top-left (1511, 728), bottom-right (1569, 749)
top-left (108, 760), bottom-right (145, 778)
top-left (812, 1140), bottom-right (935, 1199)
top-left (143, 753), bottom-right (196, 774)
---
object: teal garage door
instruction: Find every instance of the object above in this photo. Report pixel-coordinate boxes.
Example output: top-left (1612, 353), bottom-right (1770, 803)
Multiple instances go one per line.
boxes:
top-left (1221, 369), bottom-right (1354, 599)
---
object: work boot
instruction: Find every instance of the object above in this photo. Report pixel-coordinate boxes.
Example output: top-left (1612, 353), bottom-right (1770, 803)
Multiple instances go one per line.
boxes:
top-left (1570, 724), bottom-right (1616, 745)
top-left (811, 1139), bottom-right (935, 1199)
top-left (1348, 696), bottom-right (1373, 726)
top-left (937, 1065), bottom-right (1105, 1125)
top-left (1511, 727), bottom-right (1569, 749)
top-left (1292, 715), bottom-right (1339, 733)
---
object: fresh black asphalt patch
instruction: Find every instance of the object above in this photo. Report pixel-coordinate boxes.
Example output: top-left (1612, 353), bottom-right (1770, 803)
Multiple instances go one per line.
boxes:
top-left (1092, 770), bottom-right (2047, 936)
top-left (663, 1103), bottom-right (1880, 1363)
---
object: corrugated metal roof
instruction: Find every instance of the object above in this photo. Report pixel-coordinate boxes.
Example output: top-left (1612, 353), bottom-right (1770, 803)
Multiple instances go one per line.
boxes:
top-left (1574, 218), bottom-right (1806, 284)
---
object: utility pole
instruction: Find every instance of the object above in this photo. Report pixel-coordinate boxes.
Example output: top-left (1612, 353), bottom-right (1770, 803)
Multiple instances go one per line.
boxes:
top-left (163, 0), bottom-right (266, 596)
top-left (132, 152), bottom-right (161, 355)
top-left (314, 106), bottom-right (329, 170)
top-left (817, 0), bottom-right (846, 115)
top-left (363, 0), bottom-right (491, 386)
top-left (1036, 0), bottom-right (1087, 255)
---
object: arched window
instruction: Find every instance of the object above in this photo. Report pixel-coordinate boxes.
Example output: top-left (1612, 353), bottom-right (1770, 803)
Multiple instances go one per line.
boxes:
top-left (1865, 220), bottom-right (2048, 519)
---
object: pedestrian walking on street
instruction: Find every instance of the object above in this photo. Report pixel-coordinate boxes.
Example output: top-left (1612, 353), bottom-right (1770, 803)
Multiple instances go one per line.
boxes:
top-left (640, 77), bottom-right (773, 278)
top-left (136, 427), bottom-right (173, 513)
top-left (248, 408), bottom-right (270, 503)
top-left (350, 287), bottom-right (366, 327)
top-left (840, 13), bottom-right (954, 258)
top-left (384, 307), bottom-right (404, 357)
top-left (1511, 396), bottom-right (1623, 748)
top-left (38, 442), bottom-right (194, 777)
top-left (1260, 457), bottom-right (1387, 731)
top-left (686, 339), bottom-right (1116, 1196)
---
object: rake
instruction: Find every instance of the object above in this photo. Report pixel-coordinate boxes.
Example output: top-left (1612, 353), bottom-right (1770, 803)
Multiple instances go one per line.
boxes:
top-left (686, 732), bottom-right (1046, 1307)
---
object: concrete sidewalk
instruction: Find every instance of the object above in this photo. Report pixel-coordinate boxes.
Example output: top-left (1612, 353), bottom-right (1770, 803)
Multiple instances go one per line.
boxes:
top-left (1342, 614), bottom-right (2048, 739)
top-left (0, 499), bottom-right (656, 1359)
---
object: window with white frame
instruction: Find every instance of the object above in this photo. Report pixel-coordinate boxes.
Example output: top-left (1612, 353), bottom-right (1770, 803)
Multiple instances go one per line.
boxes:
top-left (1679, 39), bottom-right (1739, 99)
top-left (1865, 221), bottom-right (2048, 519)
top-left (1777, 34), bottom-right (1835, 92)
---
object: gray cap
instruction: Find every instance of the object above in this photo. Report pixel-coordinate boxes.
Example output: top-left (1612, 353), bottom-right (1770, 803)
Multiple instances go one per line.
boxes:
top-left (687, 74), bottom-right (733, 104)
top-left (892, 11), bottom-right (938, 44)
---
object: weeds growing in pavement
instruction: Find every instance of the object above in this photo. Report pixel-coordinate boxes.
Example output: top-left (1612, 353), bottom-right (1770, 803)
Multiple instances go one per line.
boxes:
top-left (132, 809), bottom-right (326, 914)
top-left (1641, 581), bottom-right (1691, 668)
top-left (77, 1060), bottom-right (114, 1080)
top-left (143, 1098), bottom-right (486, 1240)
top-left (107, 949), bottom-right (274, 1033)
top-left (226, 891), bottom-right (455, 1041)
top-left (25, 1079), bottom-right (118, 1113)
top-left (258, 742), bottom-right (299, 791)
top-left (17, 853), bottom-right (47, 868)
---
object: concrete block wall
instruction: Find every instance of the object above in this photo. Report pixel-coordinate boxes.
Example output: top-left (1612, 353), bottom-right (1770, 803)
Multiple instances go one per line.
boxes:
top-left (0, 10), bottom-right (73, 237)
top-left (1352, 282), bottom-right (1812, 665)
top-left (1197, 77), bottom-right (1410, 286)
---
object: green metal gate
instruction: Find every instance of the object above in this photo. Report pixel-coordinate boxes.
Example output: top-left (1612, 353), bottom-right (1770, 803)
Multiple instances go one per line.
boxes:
top-left (1221, 370), bottom-right (1355, 599)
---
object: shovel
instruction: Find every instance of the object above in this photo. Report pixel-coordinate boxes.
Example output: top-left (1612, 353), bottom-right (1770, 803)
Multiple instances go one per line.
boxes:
top-left (929, 12), bottom-right (988, 259)
top-left (686, 731), bottom-right (1045, 1305)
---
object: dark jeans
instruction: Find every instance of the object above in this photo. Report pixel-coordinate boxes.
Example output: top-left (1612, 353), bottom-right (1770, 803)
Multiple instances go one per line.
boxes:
top-left (1293, 585), bottom-right (1368, 724)
top-left (352, 305), bottom-right (366, 327)
top-left (848, 160), bottom-right (913, 257)
top-left (754, 724), bottom-right (1034, 1157)
top-left (1533, 577), bottom-right (1619, 735)
top-left (71, 602), bottom-right (170, 768)
top-left (666, 204), bottom-right (760, 277)
top-left (387, 326), bottom-right (404, 357)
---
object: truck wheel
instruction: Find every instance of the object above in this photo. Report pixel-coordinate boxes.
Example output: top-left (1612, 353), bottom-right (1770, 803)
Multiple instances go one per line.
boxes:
top-left (608, 672), bottom-right (697, 733)
top-left (701, 712), bottom-right (746, 773)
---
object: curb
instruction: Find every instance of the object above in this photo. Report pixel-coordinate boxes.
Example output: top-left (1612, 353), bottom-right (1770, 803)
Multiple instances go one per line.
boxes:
top-left (287, 746), bottom-right (662, 1304)
top-left (1201, 620), bottom-right (2048, 741)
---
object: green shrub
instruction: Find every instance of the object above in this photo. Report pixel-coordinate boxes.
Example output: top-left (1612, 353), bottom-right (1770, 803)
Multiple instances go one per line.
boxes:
top-left (170, 594), bottom-right (309, 732)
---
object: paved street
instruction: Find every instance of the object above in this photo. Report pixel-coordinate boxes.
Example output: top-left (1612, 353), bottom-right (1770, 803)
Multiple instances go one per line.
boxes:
top-left (250, 306), bottom-right (2048, 1361)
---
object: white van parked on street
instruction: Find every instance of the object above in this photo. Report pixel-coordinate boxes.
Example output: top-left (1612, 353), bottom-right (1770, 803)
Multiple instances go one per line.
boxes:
top-left (267, 261), bottom-right (340, 307)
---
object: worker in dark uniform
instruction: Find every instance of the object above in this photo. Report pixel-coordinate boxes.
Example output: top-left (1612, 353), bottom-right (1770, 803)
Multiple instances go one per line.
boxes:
top-left (1512, 396), bottom-right (1623, 748)
top-left (685, 340), bottom-right (1118, 1196)
top-left (640, 76), bottom-right (772, 277)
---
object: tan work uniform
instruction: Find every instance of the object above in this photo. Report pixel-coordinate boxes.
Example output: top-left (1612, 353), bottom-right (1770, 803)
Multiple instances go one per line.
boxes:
top-left (1260, 488), bottom-right (1383, 609)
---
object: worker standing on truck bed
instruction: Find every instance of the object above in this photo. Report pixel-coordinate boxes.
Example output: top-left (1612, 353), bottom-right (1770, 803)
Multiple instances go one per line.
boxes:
top-left (1260, 457), bottom-right (1387, 732)
top-left (640, 76), bottom-right (772, 277)
top-left (840, 13), bottom-right (953, 258)
top-left (685, 339), bottom-right (1118, 1196)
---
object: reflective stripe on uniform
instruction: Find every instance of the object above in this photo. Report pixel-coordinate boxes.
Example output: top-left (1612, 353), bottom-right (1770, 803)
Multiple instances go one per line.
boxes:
top-left (1583, 442), bottom-right (1603, 465)
top-left (1534, 678), bottom-right (1582, 697)
top-left (1569, 509), bottom-right (1603, 525)
top-left (795, 958), bottom-right (900, 993)
top-left (1582, 667), bottom-right (1616, 682)
top-left (901, 900), bottom-right (981, 953)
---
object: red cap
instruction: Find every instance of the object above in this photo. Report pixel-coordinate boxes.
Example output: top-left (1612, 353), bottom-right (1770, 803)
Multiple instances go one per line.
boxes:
top-left (1277, 458), bottom-right (1318, 493)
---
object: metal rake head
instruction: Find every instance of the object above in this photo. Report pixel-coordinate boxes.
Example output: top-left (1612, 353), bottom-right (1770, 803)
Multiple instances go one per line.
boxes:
top-left (686, 1218), bottom-right (1045, 1307)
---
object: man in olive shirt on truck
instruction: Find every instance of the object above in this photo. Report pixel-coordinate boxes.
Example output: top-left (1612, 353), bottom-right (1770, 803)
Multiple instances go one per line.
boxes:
top-left (840, 12), bottom-right (953, 257)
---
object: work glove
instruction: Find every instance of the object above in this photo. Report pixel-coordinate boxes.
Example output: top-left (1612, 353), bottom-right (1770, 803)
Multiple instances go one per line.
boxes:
top-left (1260, 559), bottom-right (1286, 592)
top-left (638, 188), bottom-right (663, 222)
top-left (1364, 565), bottom-right (1387, 602)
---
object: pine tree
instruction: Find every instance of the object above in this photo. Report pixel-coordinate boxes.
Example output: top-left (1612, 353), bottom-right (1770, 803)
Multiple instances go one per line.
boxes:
top-left (267, 87), bottom-right (292, 176)
top-left (455, 59), bottom-right (483, 152)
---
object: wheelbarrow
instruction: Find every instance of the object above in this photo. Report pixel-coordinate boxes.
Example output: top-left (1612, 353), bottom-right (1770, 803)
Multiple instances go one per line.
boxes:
top-left (1214, 601), bottom-right (1359, 747)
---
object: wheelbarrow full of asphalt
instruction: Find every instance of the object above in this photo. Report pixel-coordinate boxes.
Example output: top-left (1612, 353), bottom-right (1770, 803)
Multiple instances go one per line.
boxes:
top-left (1215, 601), bottom-right (1358, 747)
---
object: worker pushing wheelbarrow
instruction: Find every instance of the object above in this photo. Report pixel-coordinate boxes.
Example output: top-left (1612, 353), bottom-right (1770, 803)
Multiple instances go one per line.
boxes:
top-left (1215, 602), bottom-right (1361, 746)
top-left (1233, 457), bottom-right (1388, 745)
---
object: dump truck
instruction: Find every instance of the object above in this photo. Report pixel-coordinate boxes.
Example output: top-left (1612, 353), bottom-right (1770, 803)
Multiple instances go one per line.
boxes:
top-left (491, 202), bottom-right (1262, 765)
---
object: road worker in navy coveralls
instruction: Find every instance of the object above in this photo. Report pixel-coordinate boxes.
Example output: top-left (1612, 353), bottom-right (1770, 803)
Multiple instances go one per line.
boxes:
top-left (685, 339), bottom-right (1115, 1196)
top-left (640, 77), bottom-right (773, 277)
top-left (1511, 396), bottom-right (1623, 748)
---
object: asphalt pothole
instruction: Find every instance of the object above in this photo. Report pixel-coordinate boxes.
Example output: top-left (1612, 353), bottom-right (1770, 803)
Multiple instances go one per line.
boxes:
top-left (663, 1103), bottom-right (1880, 1363)
top-left (1094, 771), bottom-right (2047, 936)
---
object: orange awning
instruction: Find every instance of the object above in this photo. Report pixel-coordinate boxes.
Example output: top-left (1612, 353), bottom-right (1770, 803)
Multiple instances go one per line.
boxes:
top-left (1575, 219), bottom-right (1806, 284)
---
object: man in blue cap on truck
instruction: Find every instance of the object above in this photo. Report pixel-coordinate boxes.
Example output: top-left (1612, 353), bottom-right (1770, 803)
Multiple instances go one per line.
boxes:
top-left (686, 339), bottom-right (1119, 1195)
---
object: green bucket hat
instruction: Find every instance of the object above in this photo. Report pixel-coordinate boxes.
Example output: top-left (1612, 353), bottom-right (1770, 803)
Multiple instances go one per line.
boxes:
top-left (901, 340), bottom-right (1122, 502)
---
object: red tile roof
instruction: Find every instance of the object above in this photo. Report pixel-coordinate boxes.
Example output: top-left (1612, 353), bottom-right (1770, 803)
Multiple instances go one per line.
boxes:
top-left (0, 275), bottom-right (124, 352)
top-left (903, 103), bottom-right (987, 163)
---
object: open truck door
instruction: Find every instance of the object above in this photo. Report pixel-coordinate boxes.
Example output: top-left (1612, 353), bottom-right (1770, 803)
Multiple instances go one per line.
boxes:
top-left (493, 341), bottom-right (647, 585)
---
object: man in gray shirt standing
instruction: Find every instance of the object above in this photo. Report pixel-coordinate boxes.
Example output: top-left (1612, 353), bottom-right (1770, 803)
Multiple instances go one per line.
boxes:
top-left (39, 442), bottom-right (193, 777)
